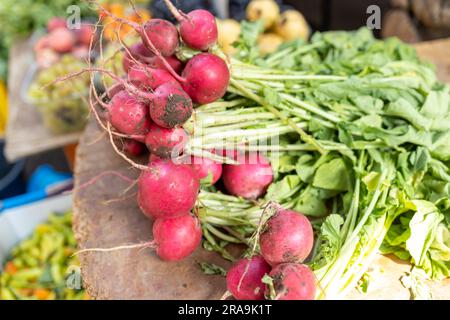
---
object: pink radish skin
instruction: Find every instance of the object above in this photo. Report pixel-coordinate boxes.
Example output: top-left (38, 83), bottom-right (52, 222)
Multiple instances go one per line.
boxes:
top-left (153, 214), bottom-right (202, 261)
top-left (163, 1), bottom-right (218, 50)
top-left (145, 123), bottom-right (188, 158)
top-left (268, 263), bottom-right (316, 300)
top-left (47, 28), bottom-right (76, 53)
top-left (259, 209), bottom-right (314, 266)
top-left (149, 83), bottom-right (193, 128)
top-left (179, 10), bottom-right (218, 51)
top-left (182, 53), bottom-right (230, 104)
top-left (124, 139), bottom-right (146, 156)
top-left (142, 19), bottom-right (179, 56)
top-left (222, 153), bottom-right (273, 200)
top-left (147, 55), bottom-right (184, 74)
top-left (137, 158), bottom-right (200, 219)
top-left (226, 255), bottom-right (271, 300)
top-left (191, 156), bottom-right (222, 185)
top-left (108, 90), bottom-right (152, 137)
top-left (122, 43), bottom-right (153, 72)
top-left (122, 54), bottom-right (134, 73)
top-left (47, 17), bottom-right (67, 31)
top-left (128, 65), bottom-right (177, 91)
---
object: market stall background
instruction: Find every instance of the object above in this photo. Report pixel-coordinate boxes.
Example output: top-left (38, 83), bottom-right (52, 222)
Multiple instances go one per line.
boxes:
top-left (0, 0), bottom-right (449, 300)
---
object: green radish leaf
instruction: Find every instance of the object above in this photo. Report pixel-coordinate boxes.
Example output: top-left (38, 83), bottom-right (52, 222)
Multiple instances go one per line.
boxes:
top-left (295, 154), bottom-right (317, 183)
top-left (200, 172), bottom-right (215, 186)
top-left (199, 262), bottom-right (227, 276)
top-left (362, 172), bottom-right (381, 192)
top-left (312, 214), bottom-right (344, 269)
top-left (313, 158), bottom-right (350, 191)
top-left (406, 200), bottom-right (443, 266)
top-left (294, 187), bottom-right (328, 217)
top-left (262, 275), bottom-right (276, 300)
top-left (265, 175), bottom-right (301, 202)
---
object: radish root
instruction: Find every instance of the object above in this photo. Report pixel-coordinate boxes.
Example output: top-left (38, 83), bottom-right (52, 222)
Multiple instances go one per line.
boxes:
top-left (77, 170), bottom-right (135, 192)
top-left (75, 240), bottom-right (156, 255)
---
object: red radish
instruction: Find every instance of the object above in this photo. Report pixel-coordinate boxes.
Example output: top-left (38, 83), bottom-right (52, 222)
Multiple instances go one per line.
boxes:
top-left (191, 156), bottom-right (222, 185)
top-left (131, 42), bottom-right (153, 57)
top-left (149, 83), bottom-right (193, 128)
top-left (148, 153), bottom-right (161, 163)
top-left (147, 55), bottom-right (184, 74)
top-left (163, 1), bottom-right (218, 51)
top-left (75, 23), bottom-right (95, 46)
top-left (47, 28), bottom-right (76, 53)
top-left (47, 17), bottom-right (67, 31)
top-left (141, 19), bottom-right (179, 56)
top-left (226, 255), bottom-right (271, 300)
top-left (97, 7), bottom-right (183, 82)
top-left (72, 45), bottom-right (90, 60)
top-left (153, 214), bottom-right (202, 261)
top-left (78, 214), bottom-right (202, 262)
top-left (181, 53), bottom-right (230, 104)
top-left (145, 123), bottom-right (188, 158)
top-left (123, 139), bottom-right (146, 156)
top-left (137, 158), bottom-right (200, 219)
top-left (128, 65), bottom-right (177, 91)
top-left (268, 263), bottom-right (316, 300)
top-left (122, 54), bottom-right (134, 73)
top-left (259, 209), bottom-right (314, 266)
top-left (108, 90), bottom-right (152, 137)
top-left (179, 10), bottom-right (218, 51)
top-left (222, 152), bottom-right (273, 200)
top-left (107, 83), bottom-right (124, 99)
top-left (122, 43), bottom-right (154, 72)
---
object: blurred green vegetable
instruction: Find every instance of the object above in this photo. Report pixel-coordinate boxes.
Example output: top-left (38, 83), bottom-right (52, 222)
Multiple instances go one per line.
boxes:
top-left (0, 211), bottom-right (88, 300)
top-left (0, 0), bottom-right (95, 46)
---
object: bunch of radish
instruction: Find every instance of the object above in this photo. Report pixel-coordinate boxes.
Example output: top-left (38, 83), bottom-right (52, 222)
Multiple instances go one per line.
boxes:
top-left (226, 205), bottom-right (316, 300)
top-left (66, 1), bottom-right (321, 301)
top-left (77, 1), bottom-right (279, 264)
top-left (34, 17), bottom-right (96, 68)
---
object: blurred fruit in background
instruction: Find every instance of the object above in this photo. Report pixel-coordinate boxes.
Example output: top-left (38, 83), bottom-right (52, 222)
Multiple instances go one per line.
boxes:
top-left (246, 0), bottom-right (281, 30)
top-left (0, 80), bottom-right (7, 136)
top-left (275, 9), bottom-right (310, 41)
top-left (100, 3), bottom-right (151, 41)
top-left (217, 0), bottom-right (311, 56)
top-left (258, 33), bottom-right (284, 54)
top-left (27, 55), bottom-right (90, 134)
top-left (33, 19), bottom-right (96, 69)
top-left (217, 19), bottom-right (242, 55)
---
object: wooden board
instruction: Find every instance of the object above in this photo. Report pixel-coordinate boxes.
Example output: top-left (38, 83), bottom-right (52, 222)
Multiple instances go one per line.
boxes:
top-left (73, 122), bottom-right (231, 299)
top-left (414, 38), bottom-right (450, 84)
top-left (4, 39), bottom-right (82, 162)
top-left (73, 39), bottom-right (450, 300)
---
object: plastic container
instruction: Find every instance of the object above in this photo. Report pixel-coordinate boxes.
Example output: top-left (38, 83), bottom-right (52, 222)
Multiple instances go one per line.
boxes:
top-left (22, 58), bottom-right (90, 134)
top-left (21, 30), bottom-right (92, 135)
top-left (0, 165), bottom-right (73, 212)
top-left (0, 193), bottom-right (73, 268)
top-left (0, 141), bottom-right (26, 199)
